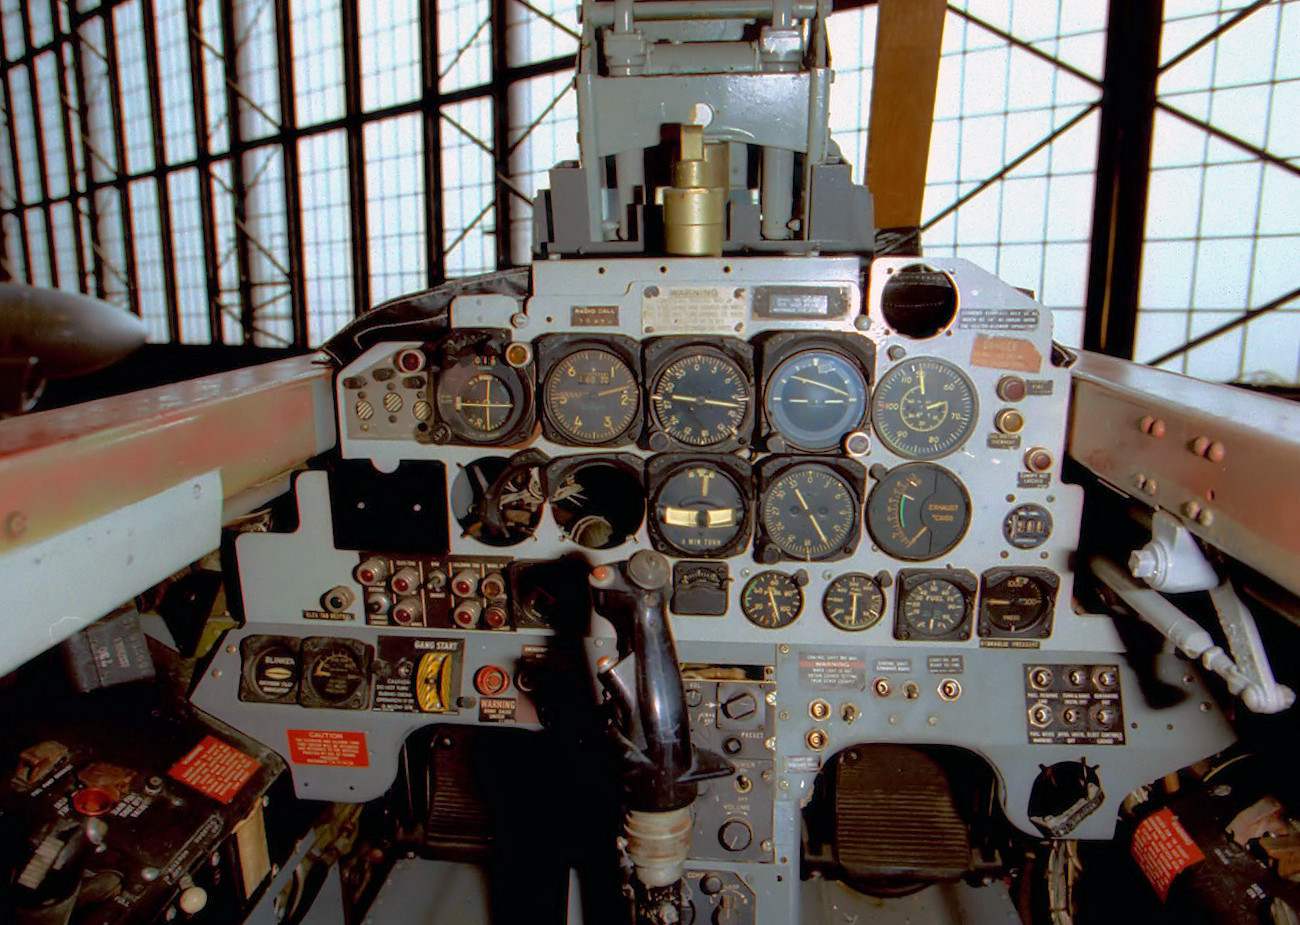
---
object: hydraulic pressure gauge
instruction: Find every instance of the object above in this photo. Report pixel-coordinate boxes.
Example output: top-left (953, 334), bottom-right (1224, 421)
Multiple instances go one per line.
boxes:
top-left (541, 346), bottom-right (640, 445)
top-left (740, 571), bottom-right (803, 629)
top-left (758, 463), bottom-right (860, 562)
top-left (649, 459), bottom-right (750, 558)
top-left (866, 463), bottom-right (971, 561)
top-left (763, 349), bottom-right (870, 452)
top-left (648, 348), bottom-right (752, 448)
top-left (871, 357), bottom-right (977, 460)
top-left (822, 573), bottom-right (885, 631)
top-left (978, 568), bottom-right (1058, 638)
top-left (893, 570), bottom-right (976, 641)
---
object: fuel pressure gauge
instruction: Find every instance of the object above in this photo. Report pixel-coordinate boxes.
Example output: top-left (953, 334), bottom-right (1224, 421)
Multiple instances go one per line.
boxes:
top-left (893, 569), bottom-right (976, 641)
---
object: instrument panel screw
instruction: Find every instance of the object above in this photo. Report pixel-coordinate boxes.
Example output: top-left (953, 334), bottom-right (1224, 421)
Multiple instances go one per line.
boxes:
top-left (1197, 509), bottom-right (1215, 526)
top-left (4, 511), bottom-right (26, 537)
top-left (780, 645), bottom-right (790, 655)
top-left (1199, 702), bottom-right (1212, 712)
top-left (765, 691), bottom-right (777, 705)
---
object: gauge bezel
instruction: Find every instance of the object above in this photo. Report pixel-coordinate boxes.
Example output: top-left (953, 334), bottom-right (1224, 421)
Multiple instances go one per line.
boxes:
top-left (865, 462), bottom-right (972, 562)
top-left (754, 456), bottom-right (865, 563)
top-left (871, 356), bottom-right (978, 461)
top-left (977, 567), bottom-right (1058, 639)
top-left (431, 330), bottom-right (535, 446)
top-left (535, 334), bottom-right (642, 447)
top-left (646, 454), bottom-right (753, 558)
top-left (892, 569), bottom-right (976, 642)
top-left (643, 336), bottom-right (755, 452)
top-left (298, 637), bottom-right (373, 709)
top-left (544, 454), bottom-right (646, 550)
top-left (756, 331), bottom-right (875, 454)
top-left (740, 570), bottom-right (804, 629)
top-left (821, 573), bottom-right (886, 632)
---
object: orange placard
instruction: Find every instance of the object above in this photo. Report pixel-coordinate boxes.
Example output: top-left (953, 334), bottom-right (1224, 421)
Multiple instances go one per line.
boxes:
top-left (1131, 807), bottom-right (1205, 900)
top-left (285, 730), bottom-right (369, 768)
top-left (168, 735), bottom-right (260, 804)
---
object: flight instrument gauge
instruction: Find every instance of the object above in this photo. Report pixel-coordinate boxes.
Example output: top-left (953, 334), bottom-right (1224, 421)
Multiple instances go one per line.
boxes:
top-left (740, 571), bottom-right (803, 629)
top-left (541, 346), bottom-right (640, 445)
top-left (894, 570), bottom-right (976, 641)
top-left (434, 354), bottom-right (531, 444)
top-left (648, 349), bottom-right (752, 448)
top-left (866, 463), bottom-right (971, 561)
top-left (872, 357), bottom-right (977, 460)
top-left (763, 349), bottom-right (870, 452)
top-left (648, 459), bottom-right (750, 557)
top-left (758, 463), bottom-right (861, 562)
top-left (822, 573), bottom-right (885, 631)
top-left (978, 568), bottom-right (1058, 638)
top-left (299, 638), bottom-right (372, 709)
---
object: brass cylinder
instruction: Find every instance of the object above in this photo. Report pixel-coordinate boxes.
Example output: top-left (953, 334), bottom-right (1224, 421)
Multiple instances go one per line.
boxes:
top-left (663, 124), bottom-right (728, 256)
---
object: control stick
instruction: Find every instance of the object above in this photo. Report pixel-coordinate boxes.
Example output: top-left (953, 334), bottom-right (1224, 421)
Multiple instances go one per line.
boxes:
top-left (590, 551), bottom-right (732, 925)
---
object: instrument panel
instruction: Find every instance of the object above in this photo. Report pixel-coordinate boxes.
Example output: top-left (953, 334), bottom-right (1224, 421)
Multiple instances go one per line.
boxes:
top-left (191, 256), bottom-right (1233, 891)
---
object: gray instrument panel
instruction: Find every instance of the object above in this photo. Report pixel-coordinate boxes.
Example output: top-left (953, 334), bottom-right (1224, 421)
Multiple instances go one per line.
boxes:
top-left (190, 255), bottom-right (1235, 925)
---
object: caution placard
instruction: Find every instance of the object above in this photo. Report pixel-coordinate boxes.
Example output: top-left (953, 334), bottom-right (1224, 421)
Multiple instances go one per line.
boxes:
top-left (285, 729), bottom-right (370, 768)
top-left (167, 735), bottom-right (260, 804)
top-left (1131, 807), bottom-right (1205, 900)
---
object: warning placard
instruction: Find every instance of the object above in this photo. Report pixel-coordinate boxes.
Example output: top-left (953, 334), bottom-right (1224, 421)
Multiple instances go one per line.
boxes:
top-left (168, 736), bottom-right (260, 804)
top-left (1131, 807), bottom-right (1205, 900)
top-left (285, 730), bottom-right (370, 768)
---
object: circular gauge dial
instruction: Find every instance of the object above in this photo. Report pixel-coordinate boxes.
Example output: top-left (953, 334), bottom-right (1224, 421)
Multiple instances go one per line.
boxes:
top-left (435, 357), bottom-right (528, 442)
top-left (649, 351), bottom-right (750, 447)
top-left (652, 464), bottom-right (747, 556)
top-left (543, 347), bottom-right (639, 444)
top-left (760, 465), bottom-right (858, 561)
top-left (898, 578), bottom-right (968, 638)
top-left (822, 573), bottom-right (885, 631)
top-left (740, 571), bottom-right (803, 628)
top-left (872, 358), bottom-right (977, 460)
top-left (866, 463), bottom-right (971, 561)
top-left (305, 646), bottom-right (368, 704)
top-left (982, 573), bottom-right (1053, 634)
top-left (764, 350), bottom-right (869, 451)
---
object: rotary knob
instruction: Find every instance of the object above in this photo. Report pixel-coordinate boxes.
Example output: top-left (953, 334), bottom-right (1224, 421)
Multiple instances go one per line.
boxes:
top-left (717, 819), bottom-right (752, 852)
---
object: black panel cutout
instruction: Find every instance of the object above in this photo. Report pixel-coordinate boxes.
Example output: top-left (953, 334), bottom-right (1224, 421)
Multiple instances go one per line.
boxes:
top-left (328, 459), bottom-right (449, 554)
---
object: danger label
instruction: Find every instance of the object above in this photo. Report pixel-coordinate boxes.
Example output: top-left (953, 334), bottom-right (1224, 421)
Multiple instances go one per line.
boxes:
top-left (1131, 807), bottom-right (1205, 900)
top-left (286, 730), bottom-right (370, 768)
top-left (970, 335), bottom-right (1043, 373)
top-left (168, 736), bottom-right (260, 804)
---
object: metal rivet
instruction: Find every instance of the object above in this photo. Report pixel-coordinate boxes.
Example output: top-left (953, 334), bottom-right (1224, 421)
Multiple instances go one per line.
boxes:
top-left (5, 511), bottom-right (26, 537)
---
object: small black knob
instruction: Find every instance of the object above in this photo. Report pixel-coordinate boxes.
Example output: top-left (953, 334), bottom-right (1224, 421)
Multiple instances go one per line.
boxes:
top-left (717, 819), bottom-right (752, 852)
top-left (721, 693), bottom-right (757, 722)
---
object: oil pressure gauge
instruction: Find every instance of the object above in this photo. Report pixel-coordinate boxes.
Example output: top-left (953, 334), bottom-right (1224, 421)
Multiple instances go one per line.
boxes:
top-left (822, 573), bottom-right (885, 631)
top-left (740, 571), bottom-right (803, 628)
top-left (872, 357), bottom-right (977, 460)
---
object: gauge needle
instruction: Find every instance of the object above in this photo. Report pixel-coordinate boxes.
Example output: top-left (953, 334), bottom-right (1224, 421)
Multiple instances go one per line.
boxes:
top-left (905, 524), bottom-right (929, 546)
top-left (919, 367), bottom-right (926, 395)
top-left (850, 593), bottom-right (859, 623)
top-left (699, 398), bottom-right (742, 408)
top-left (767, 589), bottom-right (780, 619)
top-left (597, 385), bottom-right (628, 396)
top-left (926, 401), bottom-right (947, 411)
top-left (794, 488), bottom-right (830, 544)
top-left (791, 375), bottom-right (849, 396)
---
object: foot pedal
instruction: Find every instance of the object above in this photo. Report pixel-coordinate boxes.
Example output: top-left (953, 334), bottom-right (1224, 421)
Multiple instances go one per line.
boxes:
top-left (832, 745), bottom-right (973, 881)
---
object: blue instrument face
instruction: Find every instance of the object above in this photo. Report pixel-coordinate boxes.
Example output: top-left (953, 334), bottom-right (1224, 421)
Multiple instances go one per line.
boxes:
top-left (763, 349), bottom-right (869, 451)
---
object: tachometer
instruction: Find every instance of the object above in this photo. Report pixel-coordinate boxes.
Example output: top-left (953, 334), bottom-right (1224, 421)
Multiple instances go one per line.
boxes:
top-left (871, 357), bottom-right (977, 460)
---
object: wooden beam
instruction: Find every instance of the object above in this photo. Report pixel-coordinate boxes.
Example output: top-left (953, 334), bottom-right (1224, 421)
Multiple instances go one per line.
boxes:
top-left (865, 0), bottom-right (946, 234)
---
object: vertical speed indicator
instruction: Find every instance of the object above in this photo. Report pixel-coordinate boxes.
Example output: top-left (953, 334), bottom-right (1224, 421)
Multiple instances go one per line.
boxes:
top-left (871, 358), bottom-right (977, 460)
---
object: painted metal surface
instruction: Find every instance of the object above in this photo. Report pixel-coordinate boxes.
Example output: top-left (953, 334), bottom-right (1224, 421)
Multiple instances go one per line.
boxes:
top-left (0, 354), bottom-right (335, 555)
top-left (1068, 350), bottom-right (1300, 597)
